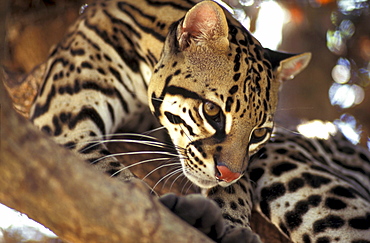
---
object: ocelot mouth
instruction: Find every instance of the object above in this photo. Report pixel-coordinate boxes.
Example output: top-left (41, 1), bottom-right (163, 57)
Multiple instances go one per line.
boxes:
top-left (183, 170), bottom-right (219, 189)
top-left (184, 168), bottom-right (242, 189)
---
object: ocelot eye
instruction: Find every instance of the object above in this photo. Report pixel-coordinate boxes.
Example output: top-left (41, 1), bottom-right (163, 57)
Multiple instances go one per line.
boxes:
top-left (250, 128), bottom-right (270, 143)
top-left (203, 101), bottom-right (221, 118)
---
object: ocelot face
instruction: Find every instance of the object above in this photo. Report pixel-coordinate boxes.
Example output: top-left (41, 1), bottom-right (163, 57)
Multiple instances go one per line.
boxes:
top-left (149, 1), bottom-right (310, 188)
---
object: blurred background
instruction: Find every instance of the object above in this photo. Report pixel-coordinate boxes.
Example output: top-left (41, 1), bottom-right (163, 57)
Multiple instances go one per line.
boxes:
top-left (1, 0), bottom-right (369, 242)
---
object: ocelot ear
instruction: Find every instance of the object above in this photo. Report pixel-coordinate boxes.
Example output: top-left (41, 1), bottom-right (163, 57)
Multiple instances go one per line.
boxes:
top-left (264, 48), bottom-right (311, 82)
top-left (177, 1), bottom-right (229, 53)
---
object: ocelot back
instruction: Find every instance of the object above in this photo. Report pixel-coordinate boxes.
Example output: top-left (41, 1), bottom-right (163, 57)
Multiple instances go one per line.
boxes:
top-left (27, 0), bottom-right (370, 242)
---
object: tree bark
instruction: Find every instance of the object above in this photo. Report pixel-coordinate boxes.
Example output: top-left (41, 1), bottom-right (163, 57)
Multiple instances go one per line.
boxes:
top-left (0, 80), bottom-right (213, 242)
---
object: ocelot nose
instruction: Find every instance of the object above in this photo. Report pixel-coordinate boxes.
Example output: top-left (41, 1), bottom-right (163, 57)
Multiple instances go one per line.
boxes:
top-left (215, 164), bottom-right (241, 183)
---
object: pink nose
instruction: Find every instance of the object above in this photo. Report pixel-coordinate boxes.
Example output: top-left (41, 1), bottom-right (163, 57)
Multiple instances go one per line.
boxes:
top-left (216, 165), bottom-right (241, 183)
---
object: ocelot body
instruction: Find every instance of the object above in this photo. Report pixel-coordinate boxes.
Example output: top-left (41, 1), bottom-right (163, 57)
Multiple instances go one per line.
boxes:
top-left (26, 0), bottom-right (370, 242)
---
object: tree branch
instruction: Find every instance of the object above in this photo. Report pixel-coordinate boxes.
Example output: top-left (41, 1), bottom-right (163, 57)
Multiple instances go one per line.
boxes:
top-left (0, 79), bottom-right (213, 242)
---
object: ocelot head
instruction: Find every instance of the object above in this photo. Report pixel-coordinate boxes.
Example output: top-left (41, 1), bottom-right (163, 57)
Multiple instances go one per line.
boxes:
top-left (149, 1), bottom-right (311, 189)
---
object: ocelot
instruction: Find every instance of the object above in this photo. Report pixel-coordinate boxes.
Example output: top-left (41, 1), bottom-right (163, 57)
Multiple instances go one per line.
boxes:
top-left (23, 0), bottom-right (370, 242)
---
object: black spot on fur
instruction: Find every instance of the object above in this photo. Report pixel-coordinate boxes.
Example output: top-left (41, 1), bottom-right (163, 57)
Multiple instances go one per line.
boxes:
top-left (330, 186), bottom-right (356, 198)
top-left (275, 148), bottom-right (288, 154)
top-left (225, 97), bottom-right (234, 112)
top-left (81, 61), bottom-right (93, 69)
top-left (229, 85), bottom-right (239, 95)
top-left (52, 115), bottom-right (62, 136)
top-left (41, 125), bottom-right (52, 135)
top-left (313, 215), bottom-right (345, 233)
top-left (302, 234), bottom-right (311, 243)
top-left (285, 195), bottom-right (322, 231)
top-left (302, 173), bottom-right (331, 188)
top-left (233, 73), bottom-right (241, 82)
top-left (316, 237), bottom-right (330, 243)
top-left (359, 152), bottom-right (370, 163)
top-left (308, 195), bottom-right (322, 207)
top-left (238, 198), bottom-right (245, 206)
top-left (249, 167), bottom-right (265, 183)
top-left (59, 112), bottom-right (71, 123)
top-left (97, 67), bottom-right (106, 74)
top-left (285, 205), bottom-right (306, 230)
top-left (288, 178), bottom-right (305, 192)
top-left (224, 186), bottom-right (236, 194)
top-left (271, 162), bottom-right (297, 176)
top-left (107, 169), bottom-right (120, 177)
top-left (68, 107), bottom-right (106, 136)
top-left (325, 197), bottom-right (347, 210)
top-left (174, 69), bottom-right (181, 75)
top-left (222, 213), bottom-right (243, 225)
top-left (279, 222), bottom-right (290, 237)
top-left (213, 197), bottom-right (225, 208)
top-left (348, 213), bottom-right (370, 230)
top-left (63, 141), bottom-right (76, 149)
top-left (230, 201), bottom-right (238, 210)
top-left (109, 162), bottom-right (121, 167)
top-left (260, 183), bottom-right (286, 219)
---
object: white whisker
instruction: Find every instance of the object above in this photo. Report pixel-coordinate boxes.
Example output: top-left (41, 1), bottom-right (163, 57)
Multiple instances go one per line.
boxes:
top-left (142, 162), bottom-right (181, 181)
top-left (185, 180), bottom-right (196, 195)
top-left (79, 136), bottom-right (185, 153)
top-left (179, 123), bottom-right (193, 142)
top-left (142, 126), bottom-right (167, 136)
top-left (169, 172), bottom-right (186, 191)
top-left (272, 124), bottom-right (299, 136)
top-left (151, 168), bottom-right (183, 193)
top-left (161, 168), bottom-right (184, 190)
top-left (91, 150), bottom-right (184, 164)
top-left (110, 157), bottom-right (173, 177)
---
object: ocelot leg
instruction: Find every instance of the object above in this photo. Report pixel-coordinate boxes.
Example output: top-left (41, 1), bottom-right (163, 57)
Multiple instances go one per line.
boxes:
top-left (205, 175), bottom-right (262, 243)
top-left (160, 192), bottom-right (262, 243)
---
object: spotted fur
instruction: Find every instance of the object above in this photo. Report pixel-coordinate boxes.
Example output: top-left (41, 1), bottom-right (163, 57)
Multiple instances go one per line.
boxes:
top-left (25, 0), bottom-right (370, 242)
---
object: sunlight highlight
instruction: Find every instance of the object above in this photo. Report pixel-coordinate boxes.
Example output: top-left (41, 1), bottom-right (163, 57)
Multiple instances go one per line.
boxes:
top-left (253, 1), bottom-right (290, 49)
top-left (297, 120), bottom-right (337, 140)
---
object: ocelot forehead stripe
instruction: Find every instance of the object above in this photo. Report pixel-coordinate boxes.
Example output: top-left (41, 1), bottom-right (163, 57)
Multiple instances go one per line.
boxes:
top-left (166, 86), bottom-right (201, 100)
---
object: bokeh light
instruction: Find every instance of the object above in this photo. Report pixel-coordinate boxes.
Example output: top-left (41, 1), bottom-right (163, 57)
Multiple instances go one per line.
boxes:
top-left (239, 0), bottom-right (254, 7)
top-left (329, 83), bottom-right (364, 108)
top-left (334, 114), bottom-right (362, 144)
top-left (332, 58), bottom-right (351, 84)
top-left (327, 30), bottom-right (346, 55)
top-left (337, 0), bottom-right (369, 15)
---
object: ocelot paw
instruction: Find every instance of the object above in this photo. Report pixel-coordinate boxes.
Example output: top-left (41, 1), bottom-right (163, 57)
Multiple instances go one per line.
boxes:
top-left (159, 193), bottom-right (261, 243)
top-left (160, 193), bottom-right (225, 240)
top-left (219, 225), bottom-right (262, 243)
